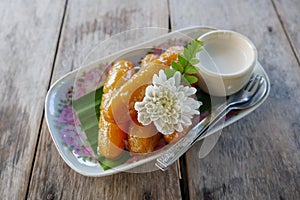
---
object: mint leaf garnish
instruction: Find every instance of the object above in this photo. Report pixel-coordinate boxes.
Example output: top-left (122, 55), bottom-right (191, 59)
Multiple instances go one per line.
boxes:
top-left (178, 54), bottom-right (189, 67)
top-left (184, 39), bottom-right (203, 61)
top-left (165, 68), bottom-right (177, 79)
top-left (184, 65), bottom-right (199, 74)
top-left (189, 58), bottom-right (200, 65)
top-left (184, 75), bottom-right (198, 84)
top-left (166, 39), bottom-right (203, 84)
top-left (171, 61), bottom-right (183, 73)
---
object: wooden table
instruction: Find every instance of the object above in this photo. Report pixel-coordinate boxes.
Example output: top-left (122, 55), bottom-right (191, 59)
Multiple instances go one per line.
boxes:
top-left (1, 0), bottom-right (299, 199)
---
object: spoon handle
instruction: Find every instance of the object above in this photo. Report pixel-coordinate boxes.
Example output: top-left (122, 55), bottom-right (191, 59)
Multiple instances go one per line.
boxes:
top-left (155, 103), bottom-right (230, 171)
top-left (193, 105), bottom-right (231, 143)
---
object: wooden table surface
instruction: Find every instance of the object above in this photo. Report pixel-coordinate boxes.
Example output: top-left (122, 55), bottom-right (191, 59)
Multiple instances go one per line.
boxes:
top-left (1, 0), bottom-right (299, 199)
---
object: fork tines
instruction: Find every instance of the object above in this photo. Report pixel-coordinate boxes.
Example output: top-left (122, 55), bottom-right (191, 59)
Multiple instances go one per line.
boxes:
top-left (245, 74), bottom-right (262, 91)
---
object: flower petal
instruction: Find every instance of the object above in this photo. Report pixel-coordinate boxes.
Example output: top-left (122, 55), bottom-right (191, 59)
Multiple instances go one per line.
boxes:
top-left (134, 70), bottom-right (202, 135)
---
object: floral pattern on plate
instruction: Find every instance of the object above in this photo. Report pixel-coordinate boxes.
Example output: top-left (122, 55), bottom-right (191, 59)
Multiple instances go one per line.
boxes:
top-left (55, 65), bottom-right (111, 163)
top-left (74, 65), bottom-right (111, 99)
top-left (55, 86), bottom-right (98, 163)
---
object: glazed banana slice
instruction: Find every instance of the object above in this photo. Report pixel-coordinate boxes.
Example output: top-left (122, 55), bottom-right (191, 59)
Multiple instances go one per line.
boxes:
top-left (98, 60), bottom-right (135, 159)
top-left (128, 122), bottom-right (161, 153)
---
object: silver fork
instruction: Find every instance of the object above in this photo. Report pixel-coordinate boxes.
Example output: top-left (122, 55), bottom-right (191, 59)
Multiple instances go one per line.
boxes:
top-left (155, 74), bottom-right (263, 171)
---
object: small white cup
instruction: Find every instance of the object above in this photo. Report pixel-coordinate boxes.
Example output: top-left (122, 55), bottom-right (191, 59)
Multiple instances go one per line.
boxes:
top-left (196, 30), bottom-right (257, 96)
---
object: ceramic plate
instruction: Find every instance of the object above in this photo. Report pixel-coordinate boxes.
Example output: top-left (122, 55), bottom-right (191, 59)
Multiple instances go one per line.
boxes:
top-left (45, 26), bottom-right (270, 176)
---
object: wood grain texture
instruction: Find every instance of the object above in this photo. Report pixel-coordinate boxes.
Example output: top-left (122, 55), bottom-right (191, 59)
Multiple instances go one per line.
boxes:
top-left (273, 0), bottom-right (300, 63)
top-left (51, 0), bottom-right (169, 81)
top-left (0, 0), bottom-right (66, 199)
top-left (170, 0), bottom-right (300, 199)
top-left (27, 0), bottom-right (182, 199)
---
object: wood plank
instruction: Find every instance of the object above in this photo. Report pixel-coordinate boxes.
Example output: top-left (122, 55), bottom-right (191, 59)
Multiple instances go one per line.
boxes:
top-left (27, 1), bottom-right (182, 199)
top-left (273, 0), bottom-right (300, 63)
top-left (0, 0), bottom-right (66, 199)
top-left (170, 0), bottom-right (300, 199)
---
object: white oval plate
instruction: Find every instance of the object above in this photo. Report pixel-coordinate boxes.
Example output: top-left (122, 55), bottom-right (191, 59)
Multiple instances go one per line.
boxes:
top-left (45, 26), bottom-right (270, 177)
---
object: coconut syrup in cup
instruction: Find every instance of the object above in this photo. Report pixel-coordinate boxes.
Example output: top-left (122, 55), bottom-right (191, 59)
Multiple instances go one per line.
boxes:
top-left (196, 30), bottom-right (257, 96)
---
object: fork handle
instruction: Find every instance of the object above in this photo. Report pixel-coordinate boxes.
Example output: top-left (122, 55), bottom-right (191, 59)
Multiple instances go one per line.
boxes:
top-left (155, 103), bottom-right (230, 171)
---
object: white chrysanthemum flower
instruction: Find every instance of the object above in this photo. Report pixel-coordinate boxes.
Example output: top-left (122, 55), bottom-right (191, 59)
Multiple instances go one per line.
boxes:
top-left (134, 70), bottom-right (202, 135)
